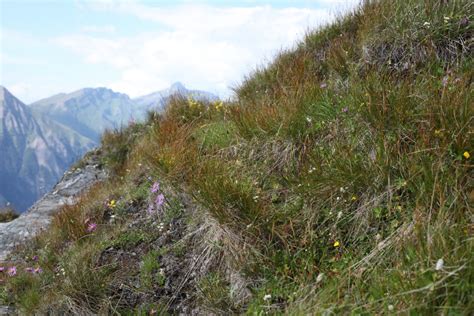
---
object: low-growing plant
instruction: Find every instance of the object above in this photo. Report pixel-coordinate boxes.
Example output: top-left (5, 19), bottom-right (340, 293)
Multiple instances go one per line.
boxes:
top-left (0, 206), bottom-right (19, 223)
top-left (197, 272), bottom-right (233, 313)
top-left (140, 250), bottom-right (165, 290)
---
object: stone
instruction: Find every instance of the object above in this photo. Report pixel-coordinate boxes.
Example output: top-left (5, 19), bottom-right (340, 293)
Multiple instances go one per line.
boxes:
top-left (0, 152), bottom-right (107, 262)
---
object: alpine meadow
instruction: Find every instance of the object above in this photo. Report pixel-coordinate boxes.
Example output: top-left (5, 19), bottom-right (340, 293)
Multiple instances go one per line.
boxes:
top-left (0, 0), bottom-right (473, 314)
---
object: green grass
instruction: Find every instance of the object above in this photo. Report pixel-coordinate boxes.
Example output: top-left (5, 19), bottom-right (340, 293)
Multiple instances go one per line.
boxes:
top-left (140, 250), bottom-right (165, 290)
top-left (1, 0), bottom-right (472, 314)
top-left (197, 272), bottom-right (233, 313)
top-left (111, 230), bottom-right (148, 250)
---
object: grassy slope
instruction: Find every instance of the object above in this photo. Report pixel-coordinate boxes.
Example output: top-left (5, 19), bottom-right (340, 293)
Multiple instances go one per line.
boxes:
top-left (1, 0), bottom-right (473, 314)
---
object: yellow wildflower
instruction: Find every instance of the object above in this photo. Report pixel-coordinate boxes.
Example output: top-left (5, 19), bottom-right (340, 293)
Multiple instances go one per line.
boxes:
top-left (351, 195), bottom-right (357, 201)
top-left (463, 151), bottom-right (470, 159)
top-left (187, 97), bottom-right (198, 108)
top-left (214, 101), bottom-right (224, 111)
top-left (333, 241), bottom-right (340, 248)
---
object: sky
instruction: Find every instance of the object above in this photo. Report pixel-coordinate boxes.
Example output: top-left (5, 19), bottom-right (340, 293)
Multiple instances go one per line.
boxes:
top-left (0, 0), bottom-right (360, 103)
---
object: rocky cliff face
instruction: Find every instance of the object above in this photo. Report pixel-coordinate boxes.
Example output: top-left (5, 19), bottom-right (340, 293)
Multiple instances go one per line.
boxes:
top-left (0, 150), bottom-right (107, 262)
top-left (31, 87), bottom-right (138, 142)
top-left (0, 86), bottom-right (95, 212)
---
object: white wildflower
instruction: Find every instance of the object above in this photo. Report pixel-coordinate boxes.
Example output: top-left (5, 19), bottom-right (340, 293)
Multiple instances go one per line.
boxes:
top-left (316, 273), bottom-right (324, 283)
top-left (263, 294), bottom-right (272, 301)
top-left (158, 222), bottom-right (165, 232)
top-left (435, 258), bottom-right (444, 271)
top-left (388, 304), bottom-right (394, 311)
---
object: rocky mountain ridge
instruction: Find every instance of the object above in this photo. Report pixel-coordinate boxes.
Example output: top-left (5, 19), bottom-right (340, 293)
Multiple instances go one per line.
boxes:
top-left (31, 82), bottom-right (218, 142)
top-left (133, 81), bottom-right (218, 112)
top-left (31, 87), bottom-right (138, 142)
top-left (0, 151), bottom-right (107, 315)
top-left (0, 151), bottom-right (107, 262)
top-left (1, 83), bottom-right (218, 212)
top-left (0, 86), bottom-right (95, 212)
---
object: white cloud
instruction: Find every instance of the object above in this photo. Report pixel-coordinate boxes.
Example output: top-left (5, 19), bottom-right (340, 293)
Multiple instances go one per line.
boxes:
top-left (56, 2), bottom-right (360, 98)
top-left (0, 53), bottom-right (44, 66)
top-left (81, 25), bottom-right (116, 33)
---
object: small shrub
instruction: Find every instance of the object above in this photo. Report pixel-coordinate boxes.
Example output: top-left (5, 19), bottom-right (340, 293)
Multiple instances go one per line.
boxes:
top-left (0, 206), bottom-right (19, 223)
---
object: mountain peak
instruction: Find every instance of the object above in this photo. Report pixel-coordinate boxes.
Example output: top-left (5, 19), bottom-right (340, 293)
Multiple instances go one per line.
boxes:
top-left (0, 87), bottom-right (27, 116)
top-left (78, 87), bottom-right (131, 101)
top-left (0, 86), bottom-right (12, 102)
top-left (170, 82), bottom-right (185, 89)
top-left (81, 87), bottom-right (112, 93)
top-left (169, 82), bottom-right (187, 94)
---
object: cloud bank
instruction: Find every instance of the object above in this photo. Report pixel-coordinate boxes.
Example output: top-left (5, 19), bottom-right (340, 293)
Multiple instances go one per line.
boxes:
top-left (3, 1), bottom-right (360, 102)
top-left (56, 1), bottom-right (360, 98)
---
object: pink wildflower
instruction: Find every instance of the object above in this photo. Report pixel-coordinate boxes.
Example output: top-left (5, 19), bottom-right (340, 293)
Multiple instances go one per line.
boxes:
top-left (151, 181), bottom-right (160, 193)
top-left (147, 205), bottom-right (154, 215)
top-left (0, 267), bottom-right (4, 272)
top-left (87, 222), bottom-right (97, 233)
top-left (155, 193), bottom-right (165, 208)
top-left (7, 266), bottom-right (17, 276)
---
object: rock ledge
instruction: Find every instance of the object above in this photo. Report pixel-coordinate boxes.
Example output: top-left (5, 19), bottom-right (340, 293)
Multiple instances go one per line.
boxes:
top-left (0, 151), bottom-right (107, 262)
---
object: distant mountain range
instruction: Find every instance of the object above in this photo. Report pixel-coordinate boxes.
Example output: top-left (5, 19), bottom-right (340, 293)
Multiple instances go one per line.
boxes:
top-left (32, 82), bottom-right (217, 141)
top-left (32, 87), bottom-right (137, 142)
top-left (133, 82), bottom-right (218, 113)
top-left (0, 86), bottom-right (95, 212)
top-left (0, 82), bottom-right (217, 212)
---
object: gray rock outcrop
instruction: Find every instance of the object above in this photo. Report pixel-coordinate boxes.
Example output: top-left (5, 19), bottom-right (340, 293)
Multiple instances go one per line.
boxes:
top-left (0, 151), bottom-right (107, 262)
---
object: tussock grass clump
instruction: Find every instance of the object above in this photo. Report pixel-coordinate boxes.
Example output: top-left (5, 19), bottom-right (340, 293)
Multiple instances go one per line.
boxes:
top-left (0, 207), bottom-right (19, 223)
top-left (1, 0), bottom-right (472, 314)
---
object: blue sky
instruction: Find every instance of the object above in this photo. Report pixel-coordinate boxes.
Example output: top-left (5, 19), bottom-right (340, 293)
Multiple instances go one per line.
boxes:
top-left (1, 0), bottom-right (359, 103)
